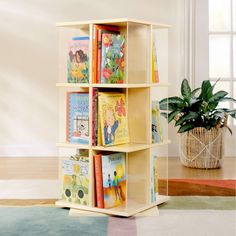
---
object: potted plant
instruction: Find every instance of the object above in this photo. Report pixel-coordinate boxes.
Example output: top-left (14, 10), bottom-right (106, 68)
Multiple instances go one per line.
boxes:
top-left (159, 79), bottom-right (236, 169)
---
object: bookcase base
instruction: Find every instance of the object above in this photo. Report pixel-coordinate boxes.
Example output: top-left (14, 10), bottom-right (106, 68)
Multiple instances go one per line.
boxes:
top-left (56, 195), bottom-right (169, 217)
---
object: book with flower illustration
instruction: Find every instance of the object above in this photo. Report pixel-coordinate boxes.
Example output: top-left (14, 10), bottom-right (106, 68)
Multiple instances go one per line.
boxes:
top-left (66, 92), bottom-right (89, 144)
top-left (67, 36), bottom-right (89, 83)
top-left (98, 92), bottom-right (129, 146)
top-left (100, 34), bottom-right (125, 84)
top-left (62, 151), bottom-right (89, 205)
top-left (102, 152), bottom-right (126, 208)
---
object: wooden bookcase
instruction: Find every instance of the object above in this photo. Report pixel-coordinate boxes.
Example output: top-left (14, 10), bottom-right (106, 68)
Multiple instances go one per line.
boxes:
top-left (56, 18), bottom-right (171, 217)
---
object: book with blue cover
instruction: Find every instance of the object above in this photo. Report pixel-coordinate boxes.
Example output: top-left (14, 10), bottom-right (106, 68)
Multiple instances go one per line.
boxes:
top-left (66, 92), bottom-right (89, 144)
top-left (101, 152), bottom-right (126, 208)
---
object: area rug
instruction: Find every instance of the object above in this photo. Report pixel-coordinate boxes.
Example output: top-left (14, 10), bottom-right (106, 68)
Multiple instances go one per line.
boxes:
top-left (0, 197), bottom-right (235, 236)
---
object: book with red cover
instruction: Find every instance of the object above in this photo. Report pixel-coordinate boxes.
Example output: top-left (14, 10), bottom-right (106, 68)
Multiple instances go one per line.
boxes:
top-left (94, 154), bottom-right (104, 208)
top-left (93, 25), bottom-right (119, 83)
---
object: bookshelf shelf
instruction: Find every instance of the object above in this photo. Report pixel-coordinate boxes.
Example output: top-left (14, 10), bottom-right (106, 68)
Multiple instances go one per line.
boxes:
top-left (92, 143), bottom-right (150, 153)
top-left (56, 195), bottom-right (169, 217)
top-left (56, 142), bottom-right (90, 149)
top-left (56, 83), bottom-right (90, 88)
top-left (56, 18), bottom-right (170, 217)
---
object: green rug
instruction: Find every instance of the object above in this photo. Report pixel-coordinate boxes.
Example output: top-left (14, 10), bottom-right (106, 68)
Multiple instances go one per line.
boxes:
top-left (0, 197), bottom-right (235, 236)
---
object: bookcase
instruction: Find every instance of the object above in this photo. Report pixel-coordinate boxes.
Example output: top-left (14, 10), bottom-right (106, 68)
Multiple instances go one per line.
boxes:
top-left (56, 18), bottom-right (171, 217)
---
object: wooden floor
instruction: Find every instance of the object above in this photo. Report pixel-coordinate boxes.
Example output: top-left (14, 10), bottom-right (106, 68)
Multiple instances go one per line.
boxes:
top-left (0, 156), bottom-right (235, 205)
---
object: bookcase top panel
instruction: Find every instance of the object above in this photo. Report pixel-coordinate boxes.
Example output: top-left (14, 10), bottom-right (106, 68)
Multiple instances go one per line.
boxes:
top-left (56, 18), bottom-right (171, 29)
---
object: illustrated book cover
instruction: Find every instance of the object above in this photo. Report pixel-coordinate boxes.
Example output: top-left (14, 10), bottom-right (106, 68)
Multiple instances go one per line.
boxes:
top-left (67, 36), bottom-right (89, 83)
top-left (100, 34), bottom-right (125, 84)
top-left (62, 154), bottom-right (89, 205)
top-left (101, 152), bottom-right (126, 208)
top-left (152, 100), bottom-right (163, 143)
top-left (93, 25), bottom-right (119, 83)
top-left (98, 92), bottom-right (129, 146)
top-left (66, 92), bottom-right (89, 144)
top-left (152, 34), bottom-right (159, 83)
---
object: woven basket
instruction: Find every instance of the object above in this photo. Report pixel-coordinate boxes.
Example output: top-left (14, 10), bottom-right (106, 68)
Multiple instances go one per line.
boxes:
top-left (179, 127), bottom-right (225, 169)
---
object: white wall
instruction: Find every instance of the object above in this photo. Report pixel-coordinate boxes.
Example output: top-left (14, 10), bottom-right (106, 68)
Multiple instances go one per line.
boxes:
top-left (0, 0), bottom-right (184, 157)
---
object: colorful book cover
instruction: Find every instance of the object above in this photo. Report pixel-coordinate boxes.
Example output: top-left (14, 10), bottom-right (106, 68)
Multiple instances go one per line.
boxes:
top-left (101, 153), bottom-right (126, 208)
top-left (98, 92), bottom-right (129, 146)
top-left (97, 29), bottom-right (120, 83)
top-left (67, 36), bottom-right (89, 83)
top-left (93, 25), bottom-right (119, 83)
top-left (152, 100), bottom-right (163, 143)
top-left (62, 156), bottom-right (89, 205)
top-left (101, 34), bottom-right (125, 84)
top-left (152, 34), bottom-right (159, 83)
top-left (66, 92), bottom-right (89, 144)
top-left (93, 154), bottom-right (104, 208)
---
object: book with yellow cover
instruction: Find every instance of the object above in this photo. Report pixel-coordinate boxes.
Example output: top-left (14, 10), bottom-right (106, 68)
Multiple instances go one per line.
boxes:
top-left (152, 34), bottom-right (159, 83)
top-left (98, 92), bottom-right (129, 146)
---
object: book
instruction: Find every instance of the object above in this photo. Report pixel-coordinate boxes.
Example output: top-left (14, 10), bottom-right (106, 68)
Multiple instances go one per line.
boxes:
top-left (101, 153), bottom-right (126, 208)
top-left (62, 152), bottom-right (89, 205)
top-left (93, 25), bottom-right (119, 83)
top-left (100, 34), bottom-right (125, 84)
top-left (97, 29), bottom-right (120, 83)
top-left (152, 34), bottom-right (159, 83)
top-left (98, 92), bottom-right (129, 146)
top-left (151, 155), bottom-right (159, 202)
top-left (152, 100), bottom-right (163, 143)
top-left (93, 154), bottom-right (104, 208)
top-left (67, 36), bottom-right (89, 83)
top-left (66, 92), bottom-right (89, 144)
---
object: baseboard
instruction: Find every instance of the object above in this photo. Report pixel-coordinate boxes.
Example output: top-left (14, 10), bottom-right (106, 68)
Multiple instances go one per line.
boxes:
top-left (0, 157), bottom-right (58, 179)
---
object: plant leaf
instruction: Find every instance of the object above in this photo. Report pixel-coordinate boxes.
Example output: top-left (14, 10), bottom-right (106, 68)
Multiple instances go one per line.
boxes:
top-left (160, 112), bottom-right (168, 119)
top-left (191, 88), bottom-right (201, 98)
top-left (209, 91), bottom-right (228, 104)
top-left (181, 79), bottom-right (191, 99)
top-left (159, 97), bottom-right (184, 111)
top-left (199, 80), bottom-right (212, 101)
top-left (175, 112), bottom-right (199, 126)
top-left (168, 110), bottom-right (180, 123)
top-left (226, 109), bottom-right (236, 119)
top-left (220, 97), bottom-right (236, 103)
top-left (178, 123), bottom-right (195, 133)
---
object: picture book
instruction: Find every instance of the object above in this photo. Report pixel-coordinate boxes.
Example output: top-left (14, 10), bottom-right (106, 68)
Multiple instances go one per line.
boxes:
top-left (66, 92), bottom-right (89, 144)
top-left (101, 34), bottom-right (125, 84)
top-left (98, 92), bottom-right (129, 146)
top-left (93, 25), bottom-right (119, 83)
top-left (93, 154), bottom-right (104, 208)
top-left (151, 155), bottom-right (159, 202)
top-left (67, 36), bottom-right (89, 83)
top-left (62, 153), bottom-right (89, 205)
top-left (152, 34), bottom-right (159, 83)
top-left (101, 153), bottom-right (126, 208)
top-left (152, 100), bottom-right (163, 143)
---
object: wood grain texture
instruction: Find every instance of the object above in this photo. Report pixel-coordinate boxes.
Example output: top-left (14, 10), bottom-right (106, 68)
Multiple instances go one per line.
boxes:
top-left (0, 157), bottom-right (58, 179)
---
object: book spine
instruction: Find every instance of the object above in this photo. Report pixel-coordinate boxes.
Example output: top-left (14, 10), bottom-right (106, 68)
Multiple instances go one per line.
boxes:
top-left (97, 29), bottom-right (102, 84)
top-left (93, 26), bottom-right (98, 83)
top-left (92, 88), bottom-right (95, 145)
top-left (154, 156), bottom-right (159, 199)
top-left (66, 92), bottom-right (70, 142)
top-left (94, 154), bottom-right (104, 208)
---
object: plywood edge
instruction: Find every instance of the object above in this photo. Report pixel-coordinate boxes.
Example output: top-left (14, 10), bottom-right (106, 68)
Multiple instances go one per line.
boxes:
top-left (56, 18), bottom-right (172, 28)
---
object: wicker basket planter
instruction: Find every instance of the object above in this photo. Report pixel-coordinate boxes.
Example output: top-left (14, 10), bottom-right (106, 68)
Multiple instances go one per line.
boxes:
top-left (179, 127), bottom-right (225, 169)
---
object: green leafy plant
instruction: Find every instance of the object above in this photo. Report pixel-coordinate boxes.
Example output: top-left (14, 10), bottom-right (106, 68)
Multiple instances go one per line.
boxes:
top-left (159, 79), bottom-right (236, 133)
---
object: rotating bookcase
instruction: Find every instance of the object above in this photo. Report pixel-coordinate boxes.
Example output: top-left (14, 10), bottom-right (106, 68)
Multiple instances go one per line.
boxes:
top-left (56, 18), bottom-right (171, 217)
